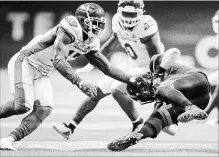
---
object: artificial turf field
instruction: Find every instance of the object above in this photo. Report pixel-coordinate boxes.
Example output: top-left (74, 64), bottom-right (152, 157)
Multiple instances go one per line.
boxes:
top-left (0, 70), bottom-right (218, 156)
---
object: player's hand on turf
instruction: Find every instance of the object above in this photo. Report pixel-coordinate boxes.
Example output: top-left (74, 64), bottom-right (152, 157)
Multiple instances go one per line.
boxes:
top-left (76, 80), bottom-right (97, 98)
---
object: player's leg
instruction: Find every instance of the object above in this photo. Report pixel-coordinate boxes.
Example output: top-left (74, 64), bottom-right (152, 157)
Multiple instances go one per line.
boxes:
top-left (52, 62), bottom-right (130, 139)
top-left (153, 100), bottom-right (178, 136)
top-left (110, 67), bottom-right (149, 132)
top-left (0, 54), bottom-right (35, 151)
top-left (52, 76), bottom-right (112, 140)
top-left (155, 72), bottom-right (210, 122)
top-left (6, 76), bottom-right (53, 144)
top-left (108, 104), bottom-right (184, 151)
top-left (111, 82), bottom-right (144, 132)
top-left (204, 70), bottom-right (219, 123)
top-left (0, 53), bottom-right (30, 119)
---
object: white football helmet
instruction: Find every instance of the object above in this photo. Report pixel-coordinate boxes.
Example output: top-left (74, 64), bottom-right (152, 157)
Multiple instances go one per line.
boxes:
top-left (117, 0), bottom-right (145, 28)
top-left (212, 10), bottom-right (219, 34)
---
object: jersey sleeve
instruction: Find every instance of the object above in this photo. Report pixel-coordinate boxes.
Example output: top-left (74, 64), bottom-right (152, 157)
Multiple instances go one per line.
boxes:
top-left (139, 15), bottom-right (158, 39)
top-left (59, 16), bottom-right (80, 41)
top-left (149, 54), bottom-right (163, 73)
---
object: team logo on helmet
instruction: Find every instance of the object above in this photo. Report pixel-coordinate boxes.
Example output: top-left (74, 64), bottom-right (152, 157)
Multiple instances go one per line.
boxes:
top-left (75, 3), bottom-right (106, 40)
top-left (86, 5), bottom-right (96, 14)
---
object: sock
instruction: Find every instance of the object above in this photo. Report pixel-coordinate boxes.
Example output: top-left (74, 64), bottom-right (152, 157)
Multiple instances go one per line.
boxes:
top-left (9, 111), bottom-right (42, 142)
top-left (72, 87), bottom-right (108, 125)
top-left (7, 136), bottom-right (15, 143)
top-left (67, 120), bottom-right (77, 133)
top-left (112, 89), bottom-right (139, 121)
top-left (137, 123), bottom-right (156, 139)
top-left (132, 116), bottom-right (141, 123)
top-left (8, 104), bottom-right (52, 142)
top-left (138, 112), bottom-right (165, 139)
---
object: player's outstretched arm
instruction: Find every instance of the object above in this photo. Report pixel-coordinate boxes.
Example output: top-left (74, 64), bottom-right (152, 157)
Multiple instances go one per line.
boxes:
top-left (53, 28), bottom-right (97, 98)
top-left (85, 51), bottom-right (132, 84)
top-left (75, 33), bottom-right (120, 75)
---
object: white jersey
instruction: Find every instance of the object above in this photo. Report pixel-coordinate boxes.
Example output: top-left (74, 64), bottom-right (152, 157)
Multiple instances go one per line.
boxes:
top-left (112, 13), bottom-right (163, 68)
top-left (20, 16), bottom-right (100, 75)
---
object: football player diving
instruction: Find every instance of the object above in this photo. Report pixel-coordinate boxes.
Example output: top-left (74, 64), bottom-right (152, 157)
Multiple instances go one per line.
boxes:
top-left (52, 0), bottom-right (179, 140)
top-left (0, 3), bottom-right (142, 151)
top-left (107, 48), bottom-right (210, 151)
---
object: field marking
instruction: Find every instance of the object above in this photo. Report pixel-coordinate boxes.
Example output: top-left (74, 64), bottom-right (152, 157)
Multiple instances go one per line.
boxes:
top-left (0, 122), bottom-right (135, 130)
top-left (12, 141), bottom-right (219, 152)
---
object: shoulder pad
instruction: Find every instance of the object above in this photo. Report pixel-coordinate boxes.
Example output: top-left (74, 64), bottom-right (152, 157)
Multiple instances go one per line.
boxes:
top-left (59, 16), bottom-right (81, 40)
top-left (138, 15), bottom-right (158, 38)
top-left (90, 37), bottom-right (101, 51)
top-left (112, 13), bottom-right (121, 33)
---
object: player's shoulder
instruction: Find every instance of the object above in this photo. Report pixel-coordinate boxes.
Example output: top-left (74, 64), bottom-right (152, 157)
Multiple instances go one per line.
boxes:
top-left (136, 15), bottom-right (158, 38)
top-left (112, 13), bottom-right (121, 33)
top-left (59, 15), bottom-right (82, 39)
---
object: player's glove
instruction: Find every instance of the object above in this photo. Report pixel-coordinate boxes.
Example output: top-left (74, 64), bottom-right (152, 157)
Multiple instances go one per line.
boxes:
top-left (153, 73), bottom-right (164, 88)
top-left (75, 80), bottom-right (97, 98)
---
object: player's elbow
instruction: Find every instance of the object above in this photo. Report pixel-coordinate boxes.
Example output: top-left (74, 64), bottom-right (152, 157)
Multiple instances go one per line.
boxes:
top-left (165, 48), bottom-right (181, 60)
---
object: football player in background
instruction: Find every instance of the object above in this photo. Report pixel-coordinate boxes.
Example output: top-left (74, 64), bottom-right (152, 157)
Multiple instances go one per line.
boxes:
top-left (204, 10), bottom-right (219, 124)
top-left (52, 0), bottom-right (179, 140)
top-left (0, 3), bottom-right (140, 151)
top-left (108, 48), bottom-right (210, 151)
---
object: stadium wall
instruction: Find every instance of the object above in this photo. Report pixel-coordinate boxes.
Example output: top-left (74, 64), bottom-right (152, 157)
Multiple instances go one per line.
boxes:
top-left (0, 1), bottom-right (218, 71)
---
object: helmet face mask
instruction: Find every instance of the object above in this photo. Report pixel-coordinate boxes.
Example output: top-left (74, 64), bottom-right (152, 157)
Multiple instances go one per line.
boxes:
top-left (75, 3), bottom-right (106, 39)
top-left (117, 0), bottom-right (144, 28)
top-left (84, 15), bottom-right (106, 39)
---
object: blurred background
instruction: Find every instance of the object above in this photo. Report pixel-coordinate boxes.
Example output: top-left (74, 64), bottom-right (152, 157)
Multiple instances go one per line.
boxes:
top-left (0, 1), bottom-right (218, 70)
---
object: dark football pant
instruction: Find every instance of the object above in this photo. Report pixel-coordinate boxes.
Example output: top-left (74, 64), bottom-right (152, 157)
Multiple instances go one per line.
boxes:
top-left (155, 71), bottom-right (210, 110)
top-left (140, 72), bottom-right (211, 138)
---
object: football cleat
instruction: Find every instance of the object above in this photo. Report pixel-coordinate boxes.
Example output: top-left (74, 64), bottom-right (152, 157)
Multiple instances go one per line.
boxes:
top-left (132, 117), bottom-right (145, 132)
top-left (177, 105), bottom-right (208, 123)
top-left (107, 132), bottom-right (143, 151)
top-left (52, 122), bottom-right (73, 140)
top-left (0, 138), bottom-right (17, 151)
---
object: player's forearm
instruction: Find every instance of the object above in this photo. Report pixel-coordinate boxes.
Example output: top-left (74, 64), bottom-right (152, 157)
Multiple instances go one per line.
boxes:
top-left (101, 65), bottom-right (132, 84)
top-left (86, 52), bottom-right (132, 84)
top-left (53, 58), bottom-right (82, 84)
top-left (76, 63), bottom-right (95, 74)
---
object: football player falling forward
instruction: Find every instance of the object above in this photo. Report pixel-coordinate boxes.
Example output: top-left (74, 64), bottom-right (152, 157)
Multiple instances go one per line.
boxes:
top-left (108, 48), bottom-right (209, 151)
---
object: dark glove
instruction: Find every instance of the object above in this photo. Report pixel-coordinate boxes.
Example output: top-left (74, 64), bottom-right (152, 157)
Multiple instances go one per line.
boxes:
top-left (76, 80), bottom-right (97, 98)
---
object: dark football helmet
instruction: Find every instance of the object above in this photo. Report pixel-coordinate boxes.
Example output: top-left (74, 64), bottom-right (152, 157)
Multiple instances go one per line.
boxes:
top-left (127, 72), bottom-right (156, 104)
top-left (75, 3), bottom-right (106, 39)
top-left (117, 0), bottom-right (145, 28)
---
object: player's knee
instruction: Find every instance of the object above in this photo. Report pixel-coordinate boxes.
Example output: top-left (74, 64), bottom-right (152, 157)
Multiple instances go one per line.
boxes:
top-left (32, 101), bottom-right (52, 122)
top-left (111, 88), bottom-right (126, 99)
top-left (14, 100), bottom-right (30, 114)
top-left (92, 86), bottom-right (109, 102)
top-left (156, 105), bottom-right (174, 126)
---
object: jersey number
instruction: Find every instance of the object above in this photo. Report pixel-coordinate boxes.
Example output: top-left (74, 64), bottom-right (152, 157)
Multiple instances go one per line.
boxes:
top-left (124, 43), bottom-right (138, 60)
